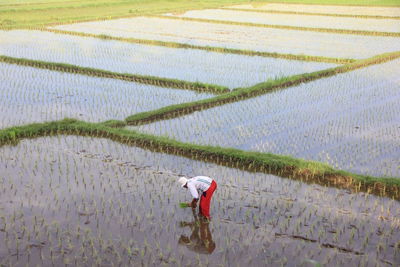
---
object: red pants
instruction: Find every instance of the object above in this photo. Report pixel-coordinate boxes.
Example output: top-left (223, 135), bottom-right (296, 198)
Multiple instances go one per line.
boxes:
top-left (199, 180), bottom-right (217, 219)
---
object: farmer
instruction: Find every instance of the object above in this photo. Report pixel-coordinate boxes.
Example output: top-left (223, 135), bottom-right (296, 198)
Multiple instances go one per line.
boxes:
top-left (178, 176), bottom-right (217, 220)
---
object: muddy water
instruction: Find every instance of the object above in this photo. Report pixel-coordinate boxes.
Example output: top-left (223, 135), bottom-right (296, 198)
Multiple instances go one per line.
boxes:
top-left (0, 136), bottom-right (399, 266)
top-left (0, 63), bottom-right (212, 129)
top-left (0, 30), bottom-right (336, 89)
top-left (131, 58), bottom-right (400, 178)
top-left (227, 4), bottom-right (400, 18)
top-left (52, 16), bottom-right (400, 60)
top-left (166, 9), bottom-right (400, 33)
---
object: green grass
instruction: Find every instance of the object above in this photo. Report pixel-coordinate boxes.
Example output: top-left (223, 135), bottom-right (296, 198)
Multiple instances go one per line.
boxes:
top-left (0, 0), bottom-right (251, 29)
top-left (1, 118), bottom-right (399, 200)
top-left (125, 50), bottom-right (400, 125)
top-left (156, 15), bottom-right (400, 37)
top-left (0, 55), bottom-right (229, 94)
top-left (1, 0), bottom-right (398, 29)
top-left (46, 28), bottom-right (354, 64)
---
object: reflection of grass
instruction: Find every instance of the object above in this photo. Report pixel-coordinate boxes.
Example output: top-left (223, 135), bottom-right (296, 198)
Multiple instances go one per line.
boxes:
top-left (46, 28), bottom-right (355, 64)
top-left (125, 50), bottom-right (400, 125)
top-left (158, 15), bottom-right (400, 37)
top-left (1, 118), bottom-right (399, 200)
top-left (0, 55), bottom-right (229, 94)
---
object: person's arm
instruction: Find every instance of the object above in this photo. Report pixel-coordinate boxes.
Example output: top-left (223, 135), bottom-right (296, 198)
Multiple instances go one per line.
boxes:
top-left (187, 182), bottom-right (199, 208)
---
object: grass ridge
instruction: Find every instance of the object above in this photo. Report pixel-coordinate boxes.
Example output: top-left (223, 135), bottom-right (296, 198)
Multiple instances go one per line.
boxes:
top-left (0, 55), bottom-right (229, 94)
top-left (156, 15), bottom-right (400, 37)
top-left (43, 28), bottom-right (354, 64)
top-left (125, 50), bottom-right (400, 125)
top-left (222, 7), bottom-right (400, 20)
top-left (1, 119), bottom-right (399, 200)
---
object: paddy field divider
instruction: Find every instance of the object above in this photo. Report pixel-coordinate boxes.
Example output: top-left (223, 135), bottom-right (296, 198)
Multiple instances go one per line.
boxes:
top-left (0, 55), bottom-right (229, 94)
top-left (0, 119), bottom-right (399, 200)
top-left (125, 50), bottom-right (400, 125)
top-left (155, 15), bottom-right (400, 37)
top-left (222, 7), bottom-right (400, 20)
top-left (42, 28), bottom-right (354, 64)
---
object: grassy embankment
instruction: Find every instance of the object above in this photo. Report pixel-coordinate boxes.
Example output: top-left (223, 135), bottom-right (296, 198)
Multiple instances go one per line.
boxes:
top-left (44, 28), bottom-right (354, 64)
top-left (1, 119), bottom-right (399, 200)
top-left (1, 0), bottom-right (399, 198)
top-left (0, 0), bottom-right (253, 29)
top-left (222, 7), bottom-right (400, 20)
top-left (156, 15), bottom-right (400, 37)
top-left (1, 0), bottom-right (398, 29)
top-left (0, 55), bottom-right (229, 94)
top-left (125, 50), bottom-right (400, 125)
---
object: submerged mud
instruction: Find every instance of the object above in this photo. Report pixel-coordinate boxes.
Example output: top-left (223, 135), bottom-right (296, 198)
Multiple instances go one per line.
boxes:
top-left (0, 136), bottom-right (399, 266)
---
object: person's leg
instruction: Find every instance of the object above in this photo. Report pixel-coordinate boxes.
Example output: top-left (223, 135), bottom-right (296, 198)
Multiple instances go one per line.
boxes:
top-left (199, 181), bottom-right (217, 219)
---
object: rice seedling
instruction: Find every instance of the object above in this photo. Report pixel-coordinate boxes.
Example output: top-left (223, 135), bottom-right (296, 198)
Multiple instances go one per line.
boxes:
top-left (222, 6), bottom-right (400, 20)
top-left (179, 202), bottom-right (190, 208)
top-left (130, 57), bottom-right (400, 178)
top-left (0, 134), bottom-right (397, 265)
top-left (226, 3), bottom-right (400, 18)
top-left (161, 10), bottom-right (400, 36)
top-left (0, 62), bottom-right (213, 129)
top-left (176, 8), bottom-right (400, 32)
top-left (0, 55), bottom-right (229, 94)
top-left (124, 50), bottom-right (400, 126)
top-left (44, 28), bottom-right (355, 64)
top-left (1, 2), bottom-right (399, 266)
top-left (0, 30), bottom-right (335, 89)
top-left (51, 16), bottom-right (400, 59)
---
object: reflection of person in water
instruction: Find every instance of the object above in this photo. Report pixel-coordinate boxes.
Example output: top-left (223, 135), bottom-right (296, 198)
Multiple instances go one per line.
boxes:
top-left (178, 209), bottom-right (216, 254)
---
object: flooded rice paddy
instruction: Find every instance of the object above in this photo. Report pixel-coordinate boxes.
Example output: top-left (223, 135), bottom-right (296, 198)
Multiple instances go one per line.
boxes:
top-left (227, 3), bottom-right (400, 17)
top-left (2, 2), bottom-right (400, 266)
top-left (165, 9), bottom-right (400, 33)
top-left (0, 30), bottom-right (336, 89)
top-left (0, 63), bottom-right (212, 129)
top-left (0, 136), bottom-right (399, 266)
top-left (51, 17), bottom-right (400, 60)
top-left (130, 58), bottom-right (400, 178)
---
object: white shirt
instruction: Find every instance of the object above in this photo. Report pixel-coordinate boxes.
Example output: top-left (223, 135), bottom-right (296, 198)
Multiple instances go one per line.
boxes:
top-left (187, 176), bottom-right (213, 199)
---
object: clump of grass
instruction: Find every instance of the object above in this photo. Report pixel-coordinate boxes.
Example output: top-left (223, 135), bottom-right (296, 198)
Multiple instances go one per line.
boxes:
top-left (0, 55), bottom-right (229, 94)
top-left (125, 50), bottom-right (400, 125)
top-left (0, 119), bottom-right (399, 199)
top-left (157, 15), bottom-right (400, 37)
top-left (45, 28), bottom-right (353, 64)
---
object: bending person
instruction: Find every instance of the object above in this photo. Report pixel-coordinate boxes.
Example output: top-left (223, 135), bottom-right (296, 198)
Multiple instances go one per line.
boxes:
top-left (178, 175), bottom-right (217, 220)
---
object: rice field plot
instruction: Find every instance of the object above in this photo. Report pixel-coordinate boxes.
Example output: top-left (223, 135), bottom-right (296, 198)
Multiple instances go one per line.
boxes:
top-left (0, 30), bottom-right (336, 89)
top-left (0, 63), bottom-right (212, 129)
top-left (165, 9), bottom-right (400, 33)
top-left (0, 135), bottom-right (399, 266)
top-left (130, 58), bottom-right (400, 178)
top-left (51, 16), bottom-right (400, 59)
top-left (227, 3), bottom-right (400, 18)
